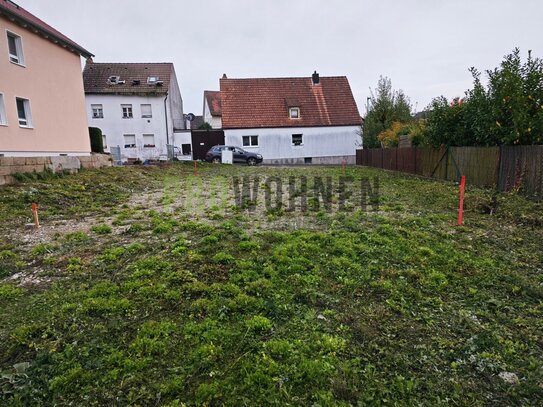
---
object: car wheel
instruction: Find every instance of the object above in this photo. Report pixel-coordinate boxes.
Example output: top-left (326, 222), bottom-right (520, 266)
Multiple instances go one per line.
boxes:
top-left (212, 157), bottom-right (221, 164)
top-left (247, 157), bottom-right (257, 166)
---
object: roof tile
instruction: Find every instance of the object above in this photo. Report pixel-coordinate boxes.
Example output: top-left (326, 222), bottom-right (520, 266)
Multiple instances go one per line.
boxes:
top-left (83, 62), bottom-right (174, 96)
top-left (220, 76), bottom-right (361, 129)
top-left (204, 90), bottom-right (222, 116)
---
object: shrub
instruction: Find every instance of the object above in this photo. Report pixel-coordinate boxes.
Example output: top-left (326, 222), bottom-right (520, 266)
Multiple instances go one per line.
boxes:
top-left (89, 127), bottom-right (104, 153)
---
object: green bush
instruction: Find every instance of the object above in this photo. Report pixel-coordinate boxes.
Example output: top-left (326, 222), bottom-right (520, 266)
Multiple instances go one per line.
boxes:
top-left (89, 127), bottom-right (104, 153)
top-left (424, 48), bottom-right (543, 146)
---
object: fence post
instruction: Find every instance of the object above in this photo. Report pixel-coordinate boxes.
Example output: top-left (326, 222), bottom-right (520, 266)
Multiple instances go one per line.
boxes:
top-left (445, 146), bottom-right (449, 181)
top-left (496, 145), bottom-right (503, 192)
top-left (415, 146), bottom-right (418, 174)
top-left (457, 176), bottom-right (466, 226)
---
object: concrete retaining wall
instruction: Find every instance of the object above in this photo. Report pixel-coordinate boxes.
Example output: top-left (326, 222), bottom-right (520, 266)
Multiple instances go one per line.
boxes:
top-left (263, 155), bottom-right (356, 165)
top-left (0, 154), bottom-right (112, 185)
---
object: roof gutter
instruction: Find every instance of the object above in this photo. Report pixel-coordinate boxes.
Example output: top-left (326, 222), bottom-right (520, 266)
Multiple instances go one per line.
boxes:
top-left (0, 6), bottom-right (94, 58)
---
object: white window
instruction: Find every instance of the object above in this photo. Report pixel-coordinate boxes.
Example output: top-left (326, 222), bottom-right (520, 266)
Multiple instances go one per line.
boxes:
top-left (242, 135), bottom-right (258, 147)
top-left (91, 104), bottom-right (103, 118)
top-left (121, 104), bottom-right (133, 118)
top-left (102, 134), bottom-right (107, 149)
top-left (16, 97), bottom-right (32, 127)
top-left (143, 134), bottom-right (155, 148)
top-left (292, 134), bottom-right (303, 146)
top-left (108, 76), bottom-right (120, 84)
top-left (141, 104), bottom-right (152, 118)
top-left (0, 94), bottom-right (6, 125)
top-left (147, 76), bottom-right (159, 84)
top-left (289, 107), bottom-right (300, 119)
top-left (7, 31), bottom-right (24, 65)
top-left (123, 134), bottom-right (136, 148)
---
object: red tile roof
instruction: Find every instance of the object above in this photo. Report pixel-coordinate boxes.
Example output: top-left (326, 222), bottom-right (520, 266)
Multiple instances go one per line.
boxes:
top-left (204, 90), bottom-right (222, 116)
top-left (220, 75), bottom-right (362, 129)
top-left (0, 0), bottom-right (93, 58)
top-left (83, 62), bottom-right (174, 96)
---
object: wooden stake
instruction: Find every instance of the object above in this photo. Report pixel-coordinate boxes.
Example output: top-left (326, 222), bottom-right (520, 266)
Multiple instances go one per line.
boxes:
top-left (193, 160), bottom-right (198, 176)
top-left (457, 176), bottom-right (466, 226)
top-left (342, 160), bottom-right (346, 176)
top-left (31, 202), bottom-right (41, 229)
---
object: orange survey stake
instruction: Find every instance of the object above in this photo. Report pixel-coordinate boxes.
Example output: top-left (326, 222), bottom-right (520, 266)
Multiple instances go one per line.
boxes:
top-left (31, 202), bottom-right (40, 228)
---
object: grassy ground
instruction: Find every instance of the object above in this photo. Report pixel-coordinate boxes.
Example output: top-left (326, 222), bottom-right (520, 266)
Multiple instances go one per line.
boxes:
top-left (0, 163), bottom-right (541, 406)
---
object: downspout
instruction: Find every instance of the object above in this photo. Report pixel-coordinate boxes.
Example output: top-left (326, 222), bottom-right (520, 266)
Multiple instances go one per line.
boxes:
top-left (164, 95), bottom-right (170, 146)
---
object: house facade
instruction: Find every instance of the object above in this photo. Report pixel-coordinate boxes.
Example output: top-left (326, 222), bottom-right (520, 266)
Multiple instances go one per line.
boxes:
top-left (203, 90), bottom-right (222, 129)
top-left (220, 72), bottom-right (362, 164)
top-left (0, 0), bottom-right (93, 157)
top-left (83, 62), bottom-right (191, 162)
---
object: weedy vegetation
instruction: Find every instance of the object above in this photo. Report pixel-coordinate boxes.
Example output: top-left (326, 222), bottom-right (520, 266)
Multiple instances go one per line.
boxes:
top-left (0, 162), bottom-right (541, 406)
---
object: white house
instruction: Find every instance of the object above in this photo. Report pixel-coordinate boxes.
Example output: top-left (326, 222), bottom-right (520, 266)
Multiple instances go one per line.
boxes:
top-left (83, 62), bottom-right (192, 162)
top-left (203, 90), bottom-right (222, 129)
top-left (219, 72), bottom-right (362, 164)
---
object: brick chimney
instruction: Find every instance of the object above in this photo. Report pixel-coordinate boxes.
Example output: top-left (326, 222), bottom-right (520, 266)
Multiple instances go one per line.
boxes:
top-left (312, 70), bottom-right (320, 85)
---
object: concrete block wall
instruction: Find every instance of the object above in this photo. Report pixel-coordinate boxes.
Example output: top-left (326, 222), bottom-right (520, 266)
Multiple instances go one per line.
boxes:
top-left (0, 154), bottom-right (112, 186)
top-left (263, 155), bottom-right (356, 165)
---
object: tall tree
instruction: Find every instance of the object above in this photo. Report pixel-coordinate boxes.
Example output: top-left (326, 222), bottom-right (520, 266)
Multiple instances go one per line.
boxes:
top-left (363, 77), bottom-right (412, 148)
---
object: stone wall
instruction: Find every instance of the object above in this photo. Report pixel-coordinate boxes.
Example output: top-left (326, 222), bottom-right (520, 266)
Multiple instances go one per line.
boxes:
top-left (0, 154), bottom-right (112, 185)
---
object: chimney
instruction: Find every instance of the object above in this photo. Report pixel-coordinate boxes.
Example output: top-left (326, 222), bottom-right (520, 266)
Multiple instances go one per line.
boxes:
top-left (312, 70), bottom-right (320, 85)
top-left (86, 57), bottom-right (94, 65)
top-left (222, 73), bottom-right (228, 79)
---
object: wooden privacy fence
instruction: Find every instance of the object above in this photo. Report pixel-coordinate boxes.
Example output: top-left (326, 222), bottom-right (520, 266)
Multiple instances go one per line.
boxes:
top-left (356, 145), bottom-right (543, 198)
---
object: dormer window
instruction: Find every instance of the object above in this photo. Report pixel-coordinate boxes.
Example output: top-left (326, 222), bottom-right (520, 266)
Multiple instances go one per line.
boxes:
top-left (289, 107), bottom-right (300, 119)
top-left (108, 76), bottom-right (120, 84)
top-left (147, 76), bottom-right (159, 84)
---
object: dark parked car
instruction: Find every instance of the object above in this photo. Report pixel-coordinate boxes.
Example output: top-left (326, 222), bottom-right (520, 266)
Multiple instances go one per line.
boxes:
top-left (205, 145), bottom-right (263, 165)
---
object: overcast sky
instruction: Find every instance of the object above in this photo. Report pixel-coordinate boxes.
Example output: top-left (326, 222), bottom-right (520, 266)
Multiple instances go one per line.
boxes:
top-left (16, 0), bottom-right (543, 116)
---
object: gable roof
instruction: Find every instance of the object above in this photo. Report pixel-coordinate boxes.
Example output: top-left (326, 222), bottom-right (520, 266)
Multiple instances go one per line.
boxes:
top-left (83, 62), bottom-right (174, 96)
top-left (220, 75), bottom-right (362, 129)
top-left (0, 0), bottom-right (93, 58)
top-left (204, 90), bottom-right (222, 116)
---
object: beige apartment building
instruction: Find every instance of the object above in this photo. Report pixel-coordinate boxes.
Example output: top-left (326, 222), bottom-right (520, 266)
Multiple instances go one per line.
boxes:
top-left (0, 0), bottom-right (93, 156)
